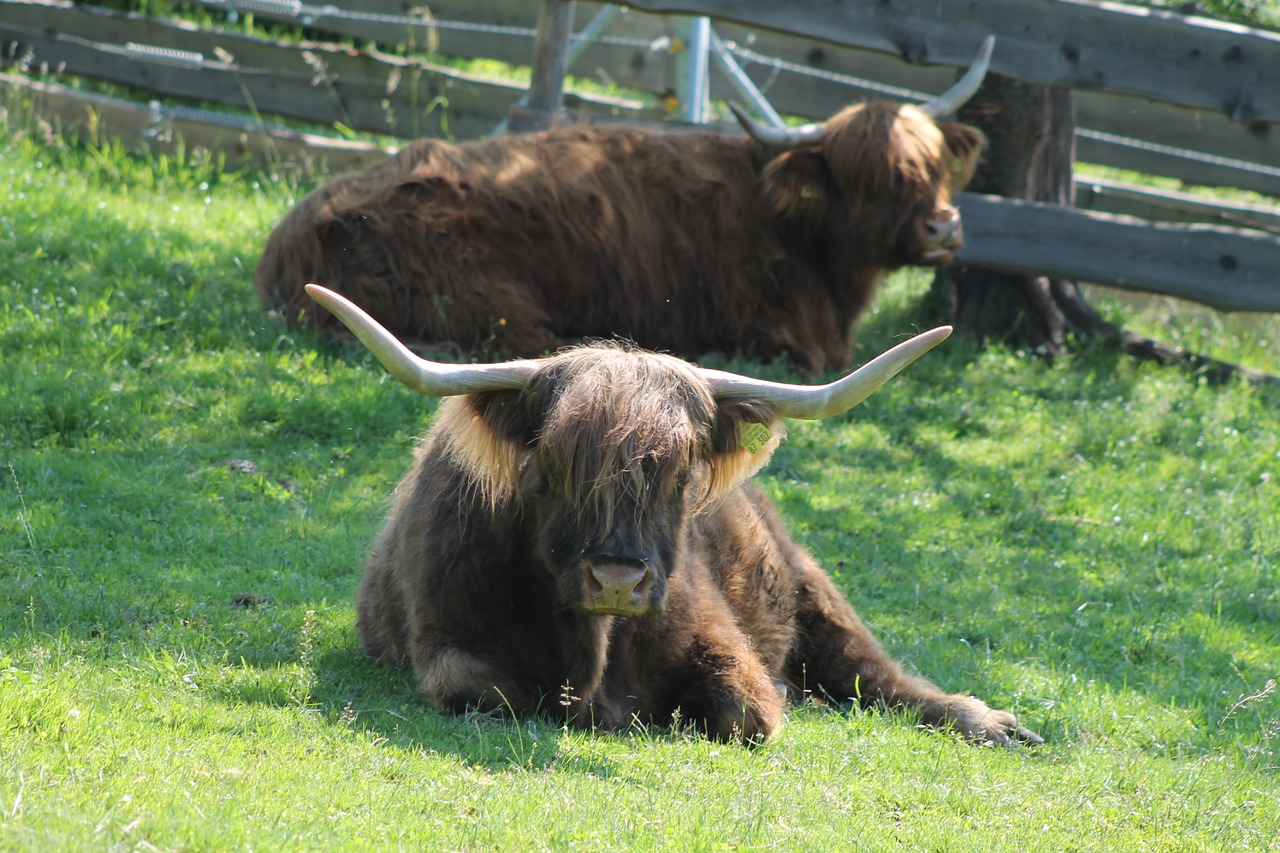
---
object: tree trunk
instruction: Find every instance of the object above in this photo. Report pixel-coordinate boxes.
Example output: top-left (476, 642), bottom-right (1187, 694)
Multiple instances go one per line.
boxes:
top-left (932, 75), bottom-right (1279, 386)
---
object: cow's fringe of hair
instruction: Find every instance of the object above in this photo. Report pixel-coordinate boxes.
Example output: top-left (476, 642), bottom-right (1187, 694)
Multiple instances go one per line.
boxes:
top-left (434, 397), bottom-right (521, 509)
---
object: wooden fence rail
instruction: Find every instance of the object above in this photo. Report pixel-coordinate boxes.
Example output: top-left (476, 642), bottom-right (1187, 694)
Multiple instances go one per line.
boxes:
top-left (956, 194), bottom-right (1280, 313)
top-left (0, 0), bottom-right (663, 143)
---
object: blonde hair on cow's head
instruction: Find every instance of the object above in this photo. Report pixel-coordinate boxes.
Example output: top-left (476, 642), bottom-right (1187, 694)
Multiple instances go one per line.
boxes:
top-left (706, 399), bottom-right (785, 504)
top-left (434, 395), bottom-right (524, 508)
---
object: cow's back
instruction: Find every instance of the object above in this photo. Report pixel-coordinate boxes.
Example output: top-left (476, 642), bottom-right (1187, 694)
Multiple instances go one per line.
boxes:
top-left (255, 125), bottom-right (855, 367)
top-left (390, 127), bottom-right (785, 353)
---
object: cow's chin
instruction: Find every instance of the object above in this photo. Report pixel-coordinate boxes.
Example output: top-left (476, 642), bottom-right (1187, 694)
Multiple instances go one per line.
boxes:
top-left (581, 600), bottom-right (664, 618)
top-left (917, 247), bottom-right (957, 265)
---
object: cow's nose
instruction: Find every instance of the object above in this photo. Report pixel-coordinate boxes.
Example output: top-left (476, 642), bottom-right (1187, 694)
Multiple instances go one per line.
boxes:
top-left (584, 559), bottom-right (653, 615)
top-left (924, 208), bottom-right (962, 248)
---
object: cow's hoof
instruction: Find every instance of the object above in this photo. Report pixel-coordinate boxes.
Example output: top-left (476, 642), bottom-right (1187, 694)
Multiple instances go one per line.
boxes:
top-left (949, 697), bottom-right (1043, 746)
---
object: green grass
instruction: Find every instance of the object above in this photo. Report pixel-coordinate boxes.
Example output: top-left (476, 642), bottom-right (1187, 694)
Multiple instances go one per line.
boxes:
top-left (1, 114), bottom-right (1278, 851)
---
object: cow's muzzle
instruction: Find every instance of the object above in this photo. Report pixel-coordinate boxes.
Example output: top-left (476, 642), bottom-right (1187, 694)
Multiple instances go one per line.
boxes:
top-left (920, 208), bottom-right (964, 263)
top-left (582, 558), bottom-right (656, 616)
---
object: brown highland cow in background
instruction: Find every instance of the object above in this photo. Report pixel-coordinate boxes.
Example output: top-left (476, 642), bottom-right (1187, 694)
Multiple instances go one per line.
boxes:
top-left (305, 283), bottom-right (1040, 745)
top-left (258, 41), bottom-right (994, 375)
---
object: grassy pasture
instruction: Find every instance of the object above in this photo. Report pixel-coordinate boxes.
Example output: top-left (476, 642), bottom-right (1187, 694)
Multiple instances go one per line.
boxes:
top-left (1, 107), bottom-right (1278, 850)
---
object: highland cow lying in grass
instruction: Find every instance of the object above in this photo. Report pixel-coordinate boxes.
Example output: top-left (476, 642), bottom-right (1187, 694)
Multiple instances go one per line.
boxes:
top-left (261, 40), bottom-right (993, 375)
top-left (307, 283), bottom-right (1039, 745)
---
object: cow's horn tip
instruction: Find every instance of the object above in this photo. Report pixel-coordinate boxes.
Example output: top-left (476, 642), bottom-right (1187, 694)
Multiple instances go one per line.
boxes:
top-left (305, 283), bottom-right (348, 313)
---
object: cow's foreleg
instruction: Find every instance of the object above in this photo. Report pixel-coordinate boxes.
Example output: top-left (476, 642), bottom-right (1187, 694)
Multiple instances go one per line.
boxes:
top-left (672, 633), bottom-right (787, 743)
top-left (613, 606), bottom-right (786, 744)
top-left (788, 570), bottom-right (1041, 745)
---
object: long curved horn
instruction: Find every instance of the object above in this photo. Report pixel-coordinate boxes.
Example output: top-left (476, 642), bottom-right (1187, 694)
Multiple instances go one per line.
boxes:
top-left (699, 326), bottom-right (952, 420)
top-left (728, 102), bottom-right (825, 149)
top-left (304, 284), bottom-right (539, 395)
top-left (920, 35), bottom-right (994, 118)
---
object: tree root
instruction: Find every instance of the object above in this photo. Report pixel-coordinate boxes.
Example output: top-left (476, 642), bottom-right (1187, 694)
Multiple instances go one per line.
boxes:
top-left (1108, 324), bottom-right (1280, 389)
top-left (934, 268), bottom-right (1280, 388)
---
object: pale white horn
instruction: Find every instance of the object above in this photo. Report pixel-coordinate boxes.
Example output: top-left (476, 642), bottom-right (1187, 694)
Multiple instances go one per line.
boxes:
top-left (304, 284), bottom-right (539, 396)
top-left (729, 102), bottom-right (825, 149)
top-left (920, 35), bottom-right (994, 118)
top-left (700, 326), bottom-right (952, 420)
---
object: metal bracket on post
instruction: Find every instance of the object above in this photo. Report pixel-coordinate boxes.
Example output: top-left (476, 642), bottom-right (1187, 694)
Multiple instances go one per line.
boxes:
top-left (709, 31), bottom-right (785, 128)
top-left (669, 15), bottom-right (787, 129)
top-left (671, 16), bottom-right (711, 124)
top-left (510, 3), bottom-right (787, 135)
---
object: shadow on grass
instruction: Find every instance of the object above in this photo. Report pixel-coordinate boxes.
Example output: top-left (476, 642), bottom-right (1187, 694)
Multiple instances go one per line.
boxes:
top-left (214, 643), bottom-right (644, 775)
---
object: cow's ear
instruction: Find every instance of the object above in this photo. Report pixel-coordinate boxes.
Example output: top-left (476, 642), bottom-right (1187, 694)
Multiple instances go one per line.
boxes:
top-left (760, 149), bottom-right (835, 218)
top-left (435, 391), bottom-right (535, 505)
top-left (391, 175), bottom-right (458, 208)
top-left (939, 123), bottom-right (986, 189)
top-left (705, 399), bottom-right (785, 501)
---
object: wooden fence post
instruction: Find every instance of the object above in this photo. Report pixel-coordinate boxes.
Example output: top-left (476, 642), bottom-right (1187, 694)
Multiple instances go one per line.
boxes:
top-left (509, 0), bottom-right (576, 133)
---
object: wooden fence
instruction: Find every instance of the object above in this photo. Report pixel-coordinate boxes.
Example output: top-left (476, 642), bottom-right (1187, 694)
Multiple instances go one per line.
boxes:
top-left (2, 0), bottom-right (1278, 313)
top-left (228, 0), bottom-right (1280, 195)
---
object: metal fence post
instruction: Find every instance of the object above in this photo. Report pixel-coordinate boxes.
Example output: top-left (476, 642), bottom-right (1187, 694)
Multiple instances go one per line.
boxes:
top-left (672, 16), bottom-right (711, 124)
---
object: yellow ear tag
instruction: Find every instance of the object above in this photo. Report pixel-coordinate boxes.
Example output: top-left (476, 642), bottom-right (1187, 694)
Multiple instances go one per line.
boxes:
top-left (740, 422), bottom-right (773, 454)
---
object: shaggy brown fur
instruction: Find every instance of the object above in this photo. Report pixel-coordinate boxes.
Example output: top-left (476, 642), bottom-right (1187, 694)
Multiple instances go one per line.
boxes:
top-left (354, 343), bottom-right (1039, 745)
top-left (256, 104), bottom-right (984, 374)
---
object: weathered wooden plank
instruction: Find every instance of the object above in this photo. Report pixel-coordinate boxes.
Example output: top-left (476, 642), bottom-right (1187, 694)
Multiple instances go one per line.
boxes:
top-left (527, 0), bottom-right (575, 112)
top-left (0, 70), bottom-right (393, 173)
top-left (1074, 176), bottom-right (1280, 233)
top-left (0, 0), bottom-right (657, 141)
top-left (956, 193), bottom-right (1280, 313)
top-left (1073, 93), bottom-right (1280, 197)
top-left (12, 0), bottom-right (1280, 202)
top-left (0, 0), bottom-right (504, 139)
top-left (179, 0), bottom-right (674, 102)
